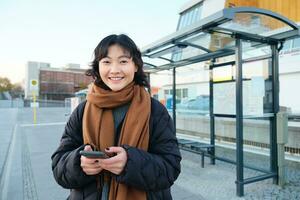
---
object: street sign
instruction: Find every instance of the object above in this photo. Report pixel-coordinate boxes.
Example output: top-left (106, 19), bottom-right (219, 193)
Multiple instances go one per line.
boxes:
top-left (29, 79), bottom-right (39, 124)
top-left (30, 79), bottom-right (38, 91)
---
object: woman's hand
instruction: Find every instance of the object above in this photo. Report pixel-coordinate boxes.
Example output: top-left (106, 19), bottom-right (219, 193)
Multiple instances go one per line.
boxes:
top-left (80, 145), bottom-right (103, 175)
top-left (99, 146), bottom-right (128, 175)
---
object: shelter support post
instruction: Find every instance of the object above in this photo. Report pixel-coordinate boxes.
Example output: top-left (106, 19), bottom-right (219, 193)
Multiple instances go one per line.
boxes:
top-left (235, 38), bottom-right (244, 197)
top-left (209, 60), bottom-right (216, 165)
top-left (271, 44), bottom-right (279, 184)
top-left (147, 72), bottom-right (151, 95)
top-left (172, 67), bottom-right (176, 129)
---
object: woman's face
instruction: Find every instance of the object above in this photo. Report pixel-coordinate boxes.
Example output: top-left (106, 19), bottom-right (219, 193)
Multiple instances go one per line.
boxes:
top-left (99, 44), bottom-right (137, 91)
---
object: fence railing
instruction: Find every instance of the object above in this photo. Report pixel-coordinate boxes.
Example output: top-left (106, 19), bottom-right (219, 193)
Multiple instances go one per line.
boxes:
top-left (0, 99), bottom-right (24, 108)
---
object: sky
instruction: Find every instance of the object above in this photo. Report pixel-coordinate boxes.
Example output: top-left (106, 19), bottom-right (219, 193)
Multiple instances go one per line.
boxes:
top-left (0, 0), bottom-right (187, 84)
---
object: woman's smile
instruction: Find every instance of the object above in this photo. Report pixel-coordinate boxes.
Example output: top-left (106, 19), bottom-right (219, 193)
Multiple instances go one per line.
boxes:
top-left (109, 76), bottom-right (124, 81)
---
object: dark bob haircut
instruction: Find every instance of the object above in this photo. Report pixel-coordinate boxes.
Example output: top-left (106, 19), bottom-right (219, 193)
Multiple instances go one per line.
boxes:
top-left (85, 34), bottom-right (150, 90)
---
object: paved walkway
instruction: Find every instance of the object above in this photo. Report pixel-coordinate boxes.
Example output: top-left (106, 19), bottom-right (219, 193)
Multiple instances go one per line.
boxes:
top-left (0, 107), bottom-right (299, 200)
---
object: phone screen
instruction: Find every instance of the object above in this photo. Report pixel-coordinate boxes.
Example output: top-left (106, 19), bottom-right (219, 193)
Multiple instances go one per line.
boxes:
top-left (79, 150), bottom-right (109, 159)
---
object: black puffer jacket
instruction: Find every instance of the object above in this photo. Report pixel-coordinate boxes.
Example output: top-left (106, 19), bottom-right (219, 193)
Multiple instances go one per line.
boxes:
top-left (51, 98), bottom-right (181, 200)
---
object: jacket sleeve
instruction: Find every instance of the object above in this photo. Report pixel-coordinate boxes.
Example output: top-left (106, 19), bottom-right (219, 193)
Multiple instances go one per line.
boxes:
top-left (51, 102), bottom-right (96, 189)
top-left (116, 100), bottom-right (181, 191)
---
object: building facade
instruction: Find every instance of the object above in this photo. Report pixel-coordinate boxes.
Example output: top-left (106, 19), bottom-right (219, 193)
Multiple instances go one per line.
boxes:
top-left (25, 61), bottom-right (93, 100)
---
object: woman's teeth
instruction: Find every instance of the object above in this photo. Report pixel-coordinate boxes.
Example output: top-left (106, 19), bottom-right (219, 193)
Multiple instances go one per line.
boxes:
top-left (110, 77), bottom-right (123, 80)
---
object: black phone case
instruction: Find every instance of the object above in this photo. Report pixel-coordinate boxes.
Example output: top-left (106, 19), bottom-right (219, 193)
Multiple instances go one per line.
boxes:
top-left (79, 150), bottom-right (109, 158)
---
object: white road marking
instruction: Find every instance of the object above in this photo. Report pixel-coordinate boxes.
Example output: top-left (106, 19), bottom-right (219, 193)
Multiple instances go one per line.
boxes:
top-left (20, 122), bottom-right (66, 127)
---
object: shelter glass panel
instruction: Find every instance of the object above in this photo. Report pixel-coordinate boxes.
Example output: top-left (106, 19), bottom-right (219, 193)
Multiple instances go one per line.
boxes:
top-left (214, 117), bottom-right (236, 162)
top-left (181, 32), bottom-right (235, 52)
top-left (213, 64), bottom-right (236, 115)
top-left (281, 39), bottom-right (292, 51)
top-left (213, 65), bottom-right (234, 82)
top-left (219, 13), bottom-right (293, 36)
top-left (243, 62), bottom-right (273, 115)
top-left (292, 37), bottom-right (300, 49)
top-left (175, 63), bottom-right (210, 141)
top-left (242, 43), bottom-right (271, 60)
top-left (243, 118), bottom-right (271, 172)
top-left (241, 41), bottom-right (273, 115)
top-left (149, 70), bottom-right (173, 114)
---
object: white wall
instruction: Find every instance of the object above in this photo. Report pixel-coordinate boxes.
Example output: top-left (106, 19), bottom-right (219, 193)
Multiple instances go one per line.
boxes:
top-left (279, 49), bottom-right (300, 74)
top-left (279, 72), bottom-right (300, 113)
top-left (25, 61), bottom-right (40, 99)
top-left (201, 0), bottom-right (226, 19)
top-left (279, 50), bottom-right (300, 113)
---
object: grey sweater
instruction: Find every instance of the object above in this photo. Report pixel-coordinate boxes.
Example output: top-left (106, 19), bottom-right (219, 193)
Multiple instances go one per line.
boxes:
top-left (101, 103), bottom-right (130, 200)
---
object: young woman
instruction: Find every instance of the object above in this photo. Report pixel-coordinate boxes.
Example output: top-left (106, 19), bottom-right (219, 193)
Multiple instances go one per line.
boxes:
top-left (51, 34), bottom-right (181, 200)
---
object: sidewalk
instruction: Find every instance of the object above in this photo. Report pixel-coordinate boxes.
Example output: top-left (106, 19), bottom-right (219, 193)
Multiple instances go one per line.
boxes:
top-left (174, 150), bottom-right (300, 200)
top-left (0, 108), bottom-right (19, 198)
top-left (0, 107), bottom-right (299, 200)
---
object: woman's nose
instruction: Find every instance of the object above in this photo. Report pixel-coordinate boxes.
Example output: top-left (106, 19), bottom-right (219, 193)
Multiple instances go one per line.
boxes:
top-left (110, 63), bottom-right (121, 73)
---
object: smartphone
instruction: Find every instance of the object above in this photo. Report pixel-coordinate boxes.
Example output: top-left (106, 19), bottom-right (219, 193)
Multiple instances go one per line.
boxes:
top-left (79, 150), bottom-right (109, 159)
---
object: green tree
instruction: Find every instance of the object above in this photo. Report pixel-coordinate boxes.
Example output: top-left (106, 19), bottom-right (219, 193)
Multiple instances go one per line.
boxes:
top-left (0, 77), bottom-right (13, 92)
top-left (10, 83), bottom-right (24, 98)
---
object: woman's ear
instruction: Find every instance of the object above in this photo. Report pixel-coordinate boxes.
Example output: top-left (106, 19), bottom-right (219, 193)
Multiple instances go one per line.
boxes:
top-left (135, 65), bottom-right (138, 72)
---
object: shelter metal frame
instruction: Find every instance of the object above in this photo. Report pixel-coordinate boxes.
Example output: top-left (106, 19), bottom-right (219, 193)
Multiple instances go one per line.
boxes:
top-left (142, 7), bottom-right (300, 196)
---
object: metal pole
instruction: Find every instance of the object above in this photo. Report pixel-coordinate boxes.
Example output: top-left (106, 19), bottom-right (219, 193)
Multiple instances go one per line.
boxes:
top-left (147, 72), bottom-right (151, 95)
top-left (172, 67), bottom-right (176, 129)
top-left (209, 60), bottom-right (215, 165)
top-left (271, 44), bottom-right (279, 184)
top-left (32, 91), bottom-right (37, 124)
top-left (235, 38), bottom-right (244, 196)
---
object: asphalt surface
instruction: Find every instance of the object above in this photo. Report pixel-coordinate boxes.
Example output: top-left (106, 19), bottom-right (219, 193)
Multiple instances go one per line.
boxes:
top-left (0, 107), bottom-right (299, 200)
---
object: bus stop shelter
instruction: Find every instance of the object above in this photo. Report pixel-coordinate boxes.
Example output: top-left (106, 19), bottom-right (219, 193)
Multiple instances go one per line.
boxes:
top-left (141, 7), bottom-right (300, 196)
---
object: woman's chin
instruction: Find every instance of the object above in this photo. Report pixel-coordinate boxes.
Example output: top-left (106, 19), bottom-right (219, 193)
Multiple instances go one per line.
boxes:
top-left (108, 85), bottom-right (125, 92)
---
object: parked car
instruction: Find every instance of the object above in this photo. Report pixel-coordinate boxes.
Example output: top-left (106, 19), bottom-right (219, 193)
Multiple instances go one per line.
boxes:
top-left (176, 95), bottom-right (209, 115)
top-left (166, 97), bottom-right (181, 110)
top-left (188, 95), bottom-right (209, 110)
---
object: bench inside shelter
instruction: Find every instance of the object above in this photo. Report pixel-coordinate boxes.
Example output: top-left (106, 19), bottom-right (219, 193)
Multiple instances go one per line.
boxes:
top-left (177, 138), bottom-right (215, 168)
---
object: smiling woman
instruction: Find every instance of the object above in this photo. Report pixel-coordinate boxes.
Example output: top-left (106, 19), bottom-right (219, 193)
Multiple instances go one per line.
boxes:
top-left (51, 34), bottom-right (181, 200)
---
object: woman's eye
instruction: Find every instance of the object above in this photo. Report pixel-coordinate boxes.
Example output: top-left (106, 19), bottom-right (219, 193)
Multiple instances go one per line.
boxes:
top-left (120, 60), bottom-right (128, 64)
top-left (102, 60), bottom-right (110, 64)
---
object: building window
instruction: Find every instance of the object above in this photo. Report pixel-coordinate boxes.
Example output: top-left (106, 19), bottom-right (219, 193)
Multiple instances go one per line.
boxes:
top-left (177, 2), bottom-right (203, 30)
top-left (176, 89), bottom-right (182, 99)
top-left (164, 89), bottom-right (173, 95)
top-left (174, 3), bottom-right (203, 61)
top-left (183, 88), bottom-right (188, 98)
top-left (213, 38), bottom-right (221, 48)
top-left (191, 7), bottom-right (199, 23)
